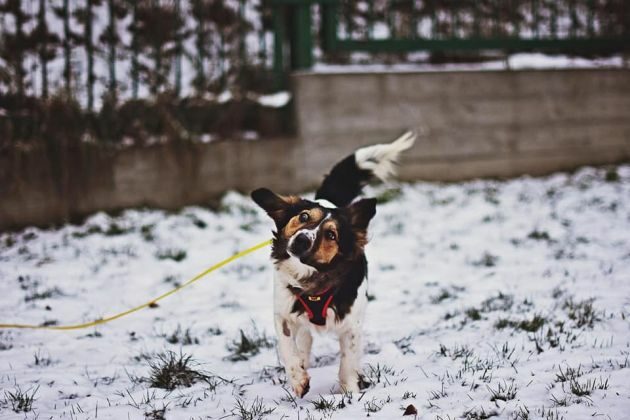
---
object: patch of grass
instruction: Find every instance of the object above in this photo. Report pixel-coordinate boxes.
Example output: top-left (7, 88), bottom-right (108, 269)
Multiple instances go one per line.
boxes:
top-left (481, 292), bottom-right (514, 312)
top-left (463, 406), bottom-right (498, 419)
top-left (4, 386), bottom-right (38, 413)
top-left (72, 225), bottom-right (103, 238)
top-left (104, 222), bottom-right (133, 236)
top-left (33, 349), bottom-right (53, 366)
top-left (549, 394), bottom-right (569, 407)
top-left (145, 405), bottom-right (168, 420)
top-left (604, 167), bottom-right (620, 182)
top-left (0, 332), bottom-right (13, 351)
top-left (226, 327), bottom-right (274, 362)
top-left (513, 405), bottom-right (531, 420)
top-left (438, 344), bottom-right (474, 360)
top-left (364, 396), bottom-right (391, 414)
top-left (365, 363), bottom-right (404, 387)
top-left (566, 376), bottom-right (609, 397)
top-left (164, 325), bottom-right (199, 345)
top-left (472, 252), bottom-right (499, 267)
top-left (466, 308), bottom-right (482, 321)
top-left (24, 286), bottom-right (64, 302)
top-left (554, 364), bottom-right (584, 383)
top-left (232, 396), bottom-right (275, 420)
top-left (431, 288), bottom-right (456, 304)
top-left (187, 215), bottom-right (207, 229)
top-left (141, 224), bottom-right (155, 241)
top-left (494, 314), bottom-right (546, 332)
top-left (155, 248), bottom-right (187, 262)
top-left (528, 230), bottom-right (552, 241)
top-left (312, 395), bottom-right (337, 414)
top-left (207, 326), bottom-right (223, 336)
top-left (538, 407), bottom-right (565, 420)
top-left (487, 380), bottom-right (517, 402)
top-left (393, 336), bottom-right (415, 355)
top-left (428, 382), bottom-right (447, 400)
top-left (402, 390), bottom-right (416, 400)
top-left (563, 298), bottom-right (600, 328)
top-left (147, 351), bottom-right (214, 390)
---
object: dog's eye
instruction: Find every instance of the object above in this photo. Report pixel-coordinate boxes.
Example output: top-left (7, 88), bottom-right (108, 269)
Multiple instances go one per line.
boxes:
top-left (299, 212), bottom-right (310, 223)
top-left (325, 230), bottom-right (336, 241)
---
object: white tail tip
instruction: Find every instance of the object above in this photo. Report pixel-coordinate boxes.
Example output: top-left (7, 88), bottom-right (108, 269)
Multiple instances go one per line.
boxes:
top-left (355, 131), bottom-right (416, 181)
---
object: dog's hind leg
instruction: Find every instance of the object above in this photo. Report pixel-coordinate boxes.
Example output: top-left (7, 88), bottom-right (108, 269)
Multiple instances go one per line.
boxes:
top-left (338, 326), bottom-right (366, 393)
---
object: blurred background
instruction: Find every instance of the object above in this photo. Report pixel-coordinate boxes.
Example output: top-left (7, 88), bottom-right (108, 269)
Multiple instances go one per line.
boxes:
top-left (1, 0), bottom-right (629, 229)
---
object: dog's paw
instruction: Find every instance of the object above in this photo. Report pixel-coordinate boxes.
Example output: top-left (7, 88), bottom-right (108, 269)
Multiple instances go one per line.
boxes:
top-left (340, 373), bottom-right (371, 393)
top-left (289, 369), bottom-right (310, 398)
top-left (358, 373), bottom-right (372, 390)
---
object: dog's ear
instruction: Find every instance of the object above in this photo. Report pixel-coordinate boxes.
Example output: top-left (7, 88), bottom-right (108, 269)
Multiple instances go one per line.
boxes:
top-left (347, 198), bottom-right (377, 231)
top-left (251, 188), bottom-right (300, 228)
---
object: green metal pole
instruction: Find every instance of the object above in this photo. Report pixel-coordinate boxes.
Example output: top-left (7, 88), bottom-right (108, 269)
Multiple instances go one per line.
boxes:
top-left (292, 2), bottom-right (313, 69)
top-left (321, 0), bottom-right (339, 51)
top-left (273, 5), bottom-right (286, 89)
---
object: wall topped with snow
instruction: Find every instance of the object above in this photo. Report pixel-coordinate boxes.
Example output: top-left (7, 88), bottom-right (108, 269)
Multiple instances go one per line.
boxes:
top-left (292, 68), bottom-right (630, 184)
top-left (2, 68), bottom-right (629, 230)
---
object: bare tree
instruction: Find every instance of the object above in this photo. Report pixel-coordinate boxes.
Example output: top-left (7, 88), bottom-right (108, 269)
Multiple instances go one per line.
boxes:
top-left (0, 0), bottom-right (32, 96)
top-left (133, 0), bottom-right (186, 95)
top-left (34, 0), bottom-right (59, 98)
top-left (74, 0), bottom-right (103, 110)
top-left (99, 0), bottom-right (127, 99)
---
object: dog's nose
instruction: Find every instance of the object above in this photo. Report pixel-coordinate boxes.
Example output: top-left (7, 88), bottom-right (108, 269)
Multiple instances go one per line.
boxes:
top-left (291, 233), bottom-right (311, 255)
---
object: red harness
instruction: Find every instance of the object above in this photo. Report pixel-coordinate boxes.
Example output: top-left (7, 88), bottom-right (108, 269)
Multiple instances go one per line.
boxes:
top-left (293, 286), bottom-right (335, 326)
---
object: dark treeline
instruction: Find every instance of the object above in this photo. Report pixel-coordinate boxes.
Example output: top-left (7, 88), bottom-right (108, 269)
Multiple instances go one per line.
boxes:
top-left (0, 0), bottom-right (626, 148)
top-left (0, 0), bottom-right (279, 147)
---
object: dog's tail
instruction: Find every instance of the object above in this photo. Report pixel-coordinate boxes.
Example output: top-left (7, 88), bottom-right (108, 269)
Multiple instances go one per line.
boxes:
top-left (315, 131), bottom-right (416, 207)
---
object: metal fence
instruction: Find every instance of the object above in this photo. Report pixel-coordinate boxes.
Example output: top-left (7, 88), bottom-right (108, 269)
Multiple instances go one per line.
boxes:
top-left (272, 0), bottom-right (630, 83)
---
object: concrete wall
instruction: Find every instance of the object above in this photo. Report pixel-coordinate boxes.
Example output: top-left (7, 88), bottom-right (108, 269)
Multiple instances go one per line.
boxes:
top-left (2, 68), bottom-right (629, 230)
top-left (292, 68), bottom-right (630, 183)
top-left (0, 139), bottom-right (299, 230)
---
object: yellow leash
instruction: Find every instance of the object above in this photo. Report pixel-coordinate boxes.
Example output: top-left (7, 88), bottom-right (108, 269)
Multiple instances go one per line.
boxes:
top-left (0, 239), bottom-right (272, 331)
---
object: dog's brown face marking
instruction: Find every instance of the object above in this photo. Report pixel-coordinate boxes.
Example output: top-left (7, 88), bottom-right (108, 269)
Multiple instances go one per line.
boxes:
top-left (312, 220), bottom-right (339, 264)
top-left (282, 208), bottom-right (325, 238)
top-left (251, 188), bottom-right (377, 276)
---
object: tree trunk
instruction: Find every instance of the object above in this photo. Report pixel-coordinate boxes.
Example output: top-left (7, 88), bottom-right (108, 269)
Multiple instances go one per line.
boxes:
top-left (63, 0), bottom-right (72, 96)
top-left (38, 0), bottom-right (48, 98)
top-left (194, 18), bottom-right (205, 94)
top-left (86, 0), bottom-right (95, 111)
top-left (131, 2), bottom-right (139, 98)
top-left (107, 0), bottom-right (116, 96)
top-left (15, 3), bottom-right (25, 97)
top-left (174, 0), bottom-right (182, 96)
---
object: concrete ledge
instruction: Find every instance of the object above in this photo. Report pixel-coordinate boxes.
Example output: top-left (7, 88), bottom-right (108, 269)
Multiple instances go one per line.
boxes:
top-left (292, 68), bottom-right (630, 185)
top-left (1, 68), bottom-right (629, 230)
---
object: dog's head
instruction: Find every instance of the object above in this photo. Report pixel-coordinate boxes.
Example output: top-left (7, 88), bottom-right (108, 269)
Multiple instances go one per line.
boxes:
top-left (251, 188), bottom-right (376, 275)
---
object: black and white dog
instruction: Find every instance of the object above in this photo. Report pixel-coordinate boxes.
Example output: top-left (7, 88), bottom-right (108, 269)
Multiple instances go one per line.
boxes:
top-left (251, 131), bottom-right (415, 397)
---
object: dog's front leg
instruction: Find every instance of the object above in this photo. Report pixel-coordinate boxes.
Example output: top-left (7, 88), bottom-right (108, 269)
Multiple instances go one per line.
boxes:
top-left (338, 326), bottom-right (369, 393)
top-left (274, 315), bottom-right (310, 397)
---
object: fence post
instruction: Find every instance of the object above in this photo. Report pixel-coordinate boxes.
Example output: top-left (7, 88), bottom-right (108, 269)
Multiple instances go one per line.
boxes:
top-left (290, 2), bottom-right (313, 69)
top-left (321, 0), bottom-right (338, 52)
top-left (273, 4), bottom-right (286, 89)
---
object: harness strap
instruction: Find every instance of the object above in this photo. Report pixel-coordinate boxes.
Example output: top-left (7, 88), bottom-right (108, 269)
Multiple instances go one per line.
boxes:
top-left (293, 287), bottom-right (335, 326)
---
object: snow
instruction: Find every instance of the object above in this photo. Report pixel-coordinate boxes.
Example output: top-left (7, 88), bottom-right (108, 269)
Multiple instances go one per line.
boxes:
top-left (257, 92), bottom-right (292, 108)
top-left (311, 53), bottom-right (626, 74)
top-left (1, 165), bottom-right (630, 419)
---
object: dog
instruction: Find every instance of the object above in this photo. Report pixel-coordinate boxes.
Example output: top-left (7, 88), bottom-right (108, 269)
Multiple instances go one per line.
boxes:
top-left (251, 131), bottom-right (415, 397)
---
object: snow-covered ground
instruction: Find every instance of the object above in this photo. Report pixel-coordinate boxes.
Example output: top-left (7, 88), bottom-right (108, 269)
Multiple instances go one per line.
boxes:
top-left (1, 165), bottom-right (629, 419)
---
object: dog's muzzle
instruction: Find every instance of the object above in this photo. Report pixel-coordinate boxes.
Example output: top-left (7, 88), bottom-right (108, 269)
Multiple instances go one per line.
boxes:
top-left (290, 233), bottom-right (312, 256)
